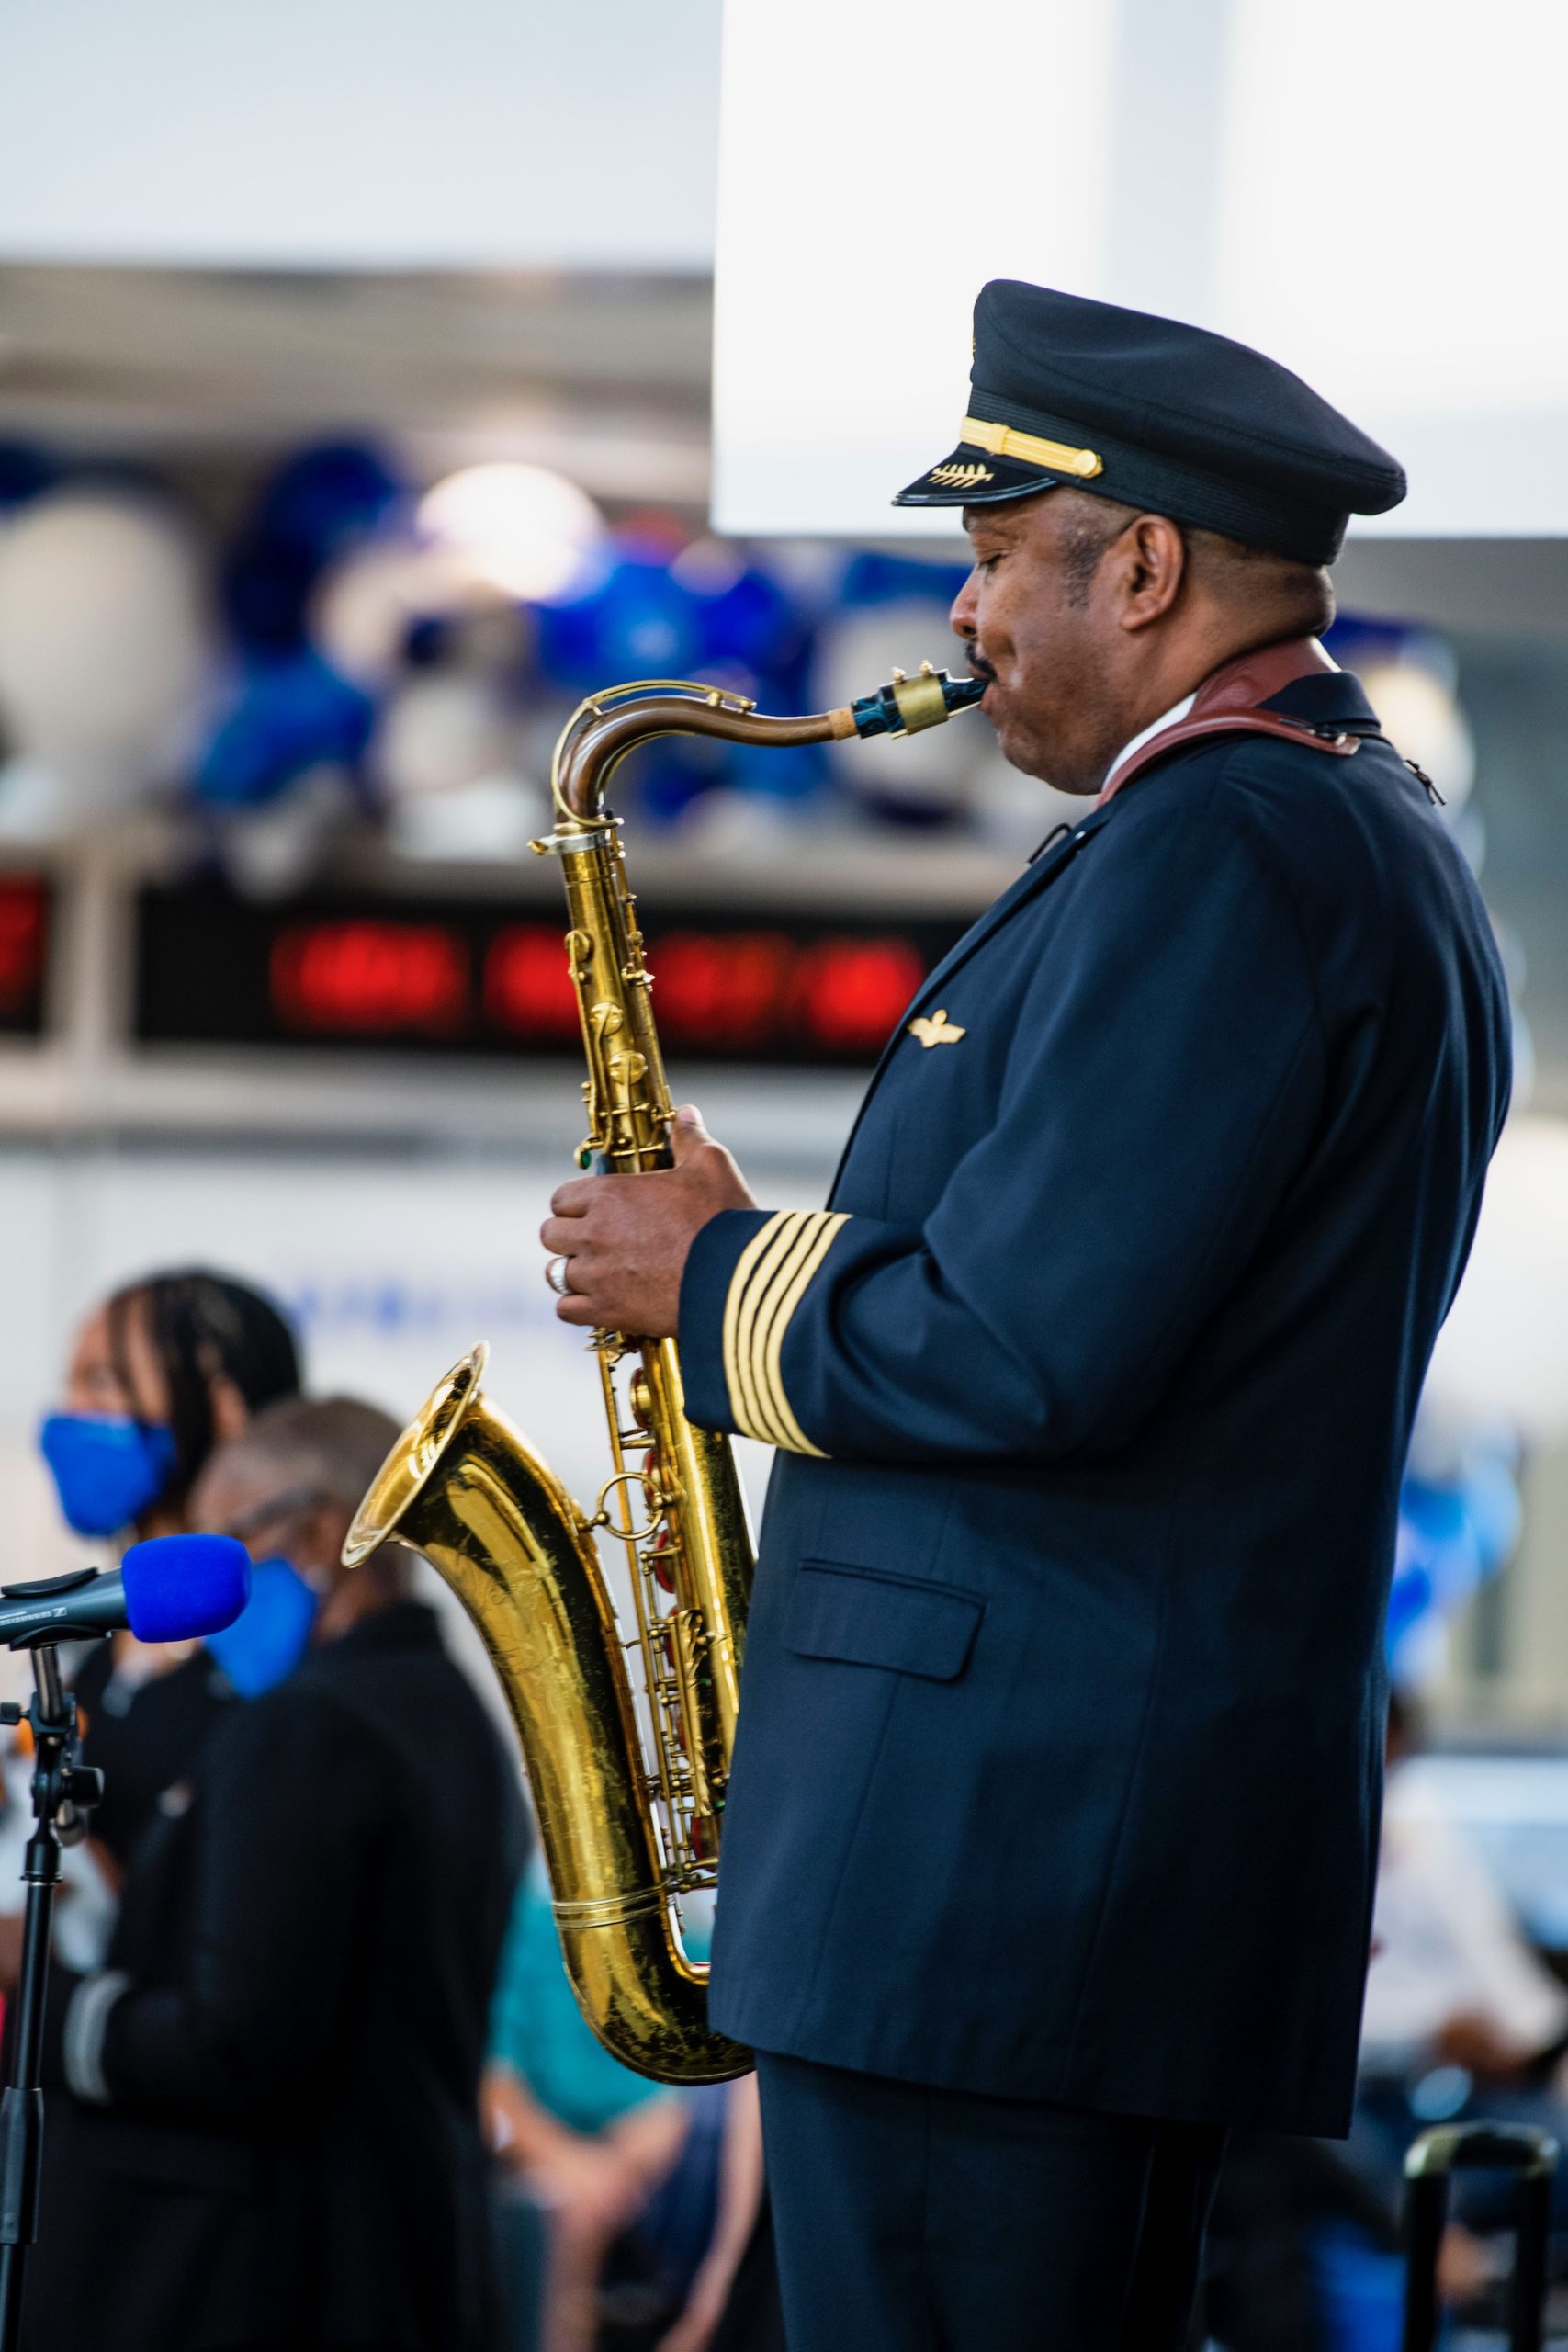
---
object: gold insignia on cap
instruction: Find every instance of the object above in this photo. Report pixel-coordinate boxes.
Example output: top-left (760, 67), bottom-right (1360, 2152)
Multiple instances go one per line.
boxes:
top-left (960, 415), bottom-right (1103, 478)
top-left (929, 461), bottom-right (995, 489)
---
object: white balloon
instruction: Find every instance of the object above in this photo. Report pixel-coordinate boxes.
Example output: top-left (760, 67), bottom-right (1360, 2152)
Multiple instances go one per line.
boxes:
top-left (371, 673), bottom-right (520, 804)
top-left (0, 492), bottom-right (211, 801)
top-left (310, 541), bottom-right (529, 691)
top-left (0, 753), bottom-right (74, 843)
top-left (217, 765), bottom-right (356, 900)
top-left (676, 786), bottom-right (809, 857)
top-left (310, 543), bottom-right (446, 690)
top-left (417, 464), bottom-right (604, 604)
top-left (1359, 659), bottom-right (1476, 813)
top-left (388, 775), bottom-right (547, 863)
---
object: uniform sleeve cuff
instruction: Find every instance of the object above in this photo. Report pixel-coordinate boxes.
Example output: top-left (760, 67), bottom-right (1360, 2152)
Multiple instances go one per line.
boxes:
top-left (680, 1210), bottom-right (774, 1432)
top-left (680, 1207), bottom-right (848, 1455)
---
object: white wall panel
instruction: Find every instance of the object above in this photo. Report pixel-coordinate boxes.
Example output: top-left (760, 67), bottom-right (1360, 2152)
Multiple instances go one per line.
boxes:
top-left (715, 0), bottom-right (1568, 538)
top-left (0, 0), bottom-right (721, 269)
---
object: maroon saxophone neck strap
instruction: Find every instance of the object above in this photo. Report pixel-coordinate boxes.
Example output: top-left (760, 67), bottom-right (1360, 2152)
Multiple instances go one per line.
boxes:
top-left (1098, 637), bottom-right (1362, 808)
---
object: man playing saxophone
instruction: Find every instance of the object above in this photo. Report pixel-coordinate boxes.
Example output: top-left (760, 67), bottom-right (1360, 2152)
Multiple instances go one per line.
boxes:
top-left (538, 281), bottom-right (1512, 2349)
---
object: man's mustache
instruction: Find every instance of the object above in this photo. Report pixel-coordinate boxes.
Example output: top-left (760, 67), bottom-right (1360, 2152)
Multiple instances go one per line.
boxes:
top-left (966, 650), bottom-right (998, 686)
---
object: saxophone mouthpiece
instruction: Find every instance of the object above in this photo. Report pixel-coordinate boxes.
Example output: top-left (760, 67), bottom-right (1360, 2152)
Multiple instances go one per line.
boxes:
top-left (848, 664), bottom-right (987, 741)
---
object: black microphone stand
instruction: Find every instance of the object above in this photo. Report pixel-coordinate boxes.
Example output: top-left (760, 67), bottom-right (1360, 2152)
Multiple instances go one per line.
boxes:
top-left (0, 1645), bottom-right (103, 2351)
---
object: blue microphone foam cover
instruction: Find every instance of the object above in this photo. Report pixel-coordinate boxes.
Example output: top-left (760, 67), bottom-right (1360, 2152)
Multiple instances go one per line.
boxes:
top-left (121, 1534), bottom-right (253, 1644)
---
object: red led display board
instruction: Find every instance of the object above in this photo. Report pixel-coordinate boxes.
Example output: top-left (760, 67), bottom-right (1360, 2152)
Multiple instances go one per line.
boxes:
top-left (0, 876), bottom-right (51, 1035)
top-left (133, 888), bottom-right (966, 1067)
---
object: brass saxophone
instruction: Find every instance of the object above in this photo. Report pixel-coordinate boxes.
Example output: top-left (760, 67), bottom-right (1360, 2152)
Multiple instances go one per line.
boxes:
top-left (344, 665), bottom-right (984, 2083)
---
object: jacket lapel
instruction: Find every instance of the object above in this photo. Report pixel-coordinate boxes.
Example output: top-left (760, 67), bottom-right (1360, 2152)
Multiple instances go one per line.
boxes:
top-left (888, 652), bottom-right (1375, 1051)
top-left (828, 810), bottom-right (1111, 1197)
top-left (901, 811), bottom-right (1111, 1024)
top-left (828, 656), bottom-right (1383, 1199)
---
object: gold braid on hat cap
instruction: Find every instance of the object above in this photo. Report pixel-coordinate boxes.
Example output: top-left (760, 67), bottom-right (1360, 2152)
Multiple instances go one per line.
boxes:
top-left (960, 416), bottom-right (1103, 478)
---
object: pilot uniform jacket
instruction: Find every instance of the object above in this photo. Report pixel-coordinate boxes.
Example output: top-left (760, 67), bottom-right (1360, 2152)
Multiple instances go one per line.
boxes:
top-left (21, 1602), bottom-right (527, 2352)
top-left (679, 661), bottom-right (1511, 2139)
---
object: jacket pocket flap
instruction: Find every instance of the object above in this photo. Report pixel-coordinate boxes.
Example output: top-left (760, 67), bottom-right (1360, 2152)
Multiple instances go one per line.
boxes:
top-left (784, 1561), bottom-right (983, 1682)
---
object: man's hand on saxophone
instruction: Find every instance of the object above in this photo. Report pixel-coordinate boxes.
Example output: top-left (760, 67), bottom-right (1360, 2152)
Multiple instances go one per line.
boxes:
top-left (540, 1106), bottom-right (757, 1337)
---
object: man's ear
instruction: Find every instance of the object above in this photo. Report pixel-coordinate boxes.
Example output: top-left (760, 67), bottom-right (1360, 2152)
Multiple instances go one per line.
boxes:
top-left (1118, 514), bottom-right (1187, 632)
top-left (209, 1374), bottom-right (250, 1443)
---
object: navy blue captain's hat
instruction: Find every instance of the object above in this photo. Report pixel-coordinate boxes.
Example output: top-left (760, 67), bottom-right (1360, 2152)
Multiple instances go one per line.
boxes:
top-left (895, 281), bottom-right (1406, 566)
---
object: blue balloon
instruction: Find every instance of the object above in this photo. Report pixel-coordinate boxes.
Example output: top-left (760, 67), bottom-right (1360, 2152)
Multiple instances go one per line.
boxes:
top-left (1322, 611), bottom-right (1411, 669)
top-left (1386, 1560), bottom-right (1435, 1669)
top-left (533, 541), bottom-right (819, 821)
top-left (252, 443), bottom-right (403, 558)
top-left (224, 441), bottom-right (405, 654)
top-left (725, 734), bottom-right (826, 805)
top-left (537, 540), bottom-right (809, 691)
top-left (536, 549), bottom-right (704, 688)
top-left (1385, 1431), bottom-right (1523, 1671)
top-left (687, 558), bottom-right (807, 676)
top-left (840, 550), bottom-right (969, 610)
top-left (0, 442), bottom-right (58, 511)
top-left (1457, 1453), bottom-right (1522, 1570)
top-left (197, 649), bottom-right (376, 808)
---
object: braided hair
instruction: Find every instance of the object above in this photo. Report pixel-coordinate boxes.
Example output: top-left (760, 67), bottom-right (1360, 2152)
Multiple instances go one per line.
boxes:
top-left (106, 1268), bottom-right (301, 1507)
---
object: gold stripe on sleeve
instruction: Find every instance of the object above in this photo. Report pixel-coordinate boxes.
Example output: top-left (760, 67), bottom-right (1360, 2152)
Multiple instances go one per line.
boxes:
top-left (718, 1208), bottom-right (852, 1454)
top-left (722, 1212), bottom-right (804, 1443)
top-left (741, 1214), bottom-right (828, 1446)
top-left (752, 1212), bottom-right (848, 1457)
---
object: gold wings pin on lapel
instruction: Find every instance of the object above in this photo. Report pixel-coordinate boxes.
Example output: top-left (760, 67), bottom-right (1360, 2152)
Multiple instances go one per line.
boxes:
top-left (908, 1008), bottom-right (966, 1048)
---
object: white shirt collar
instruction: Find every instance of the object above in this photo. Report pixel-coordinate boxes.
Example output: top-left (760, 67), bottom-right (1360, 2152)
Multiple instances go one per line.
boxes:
top-left (1101, 692), bottom-right (1197, 794)
top-left (1099, 642), bottom-right (1343, 798)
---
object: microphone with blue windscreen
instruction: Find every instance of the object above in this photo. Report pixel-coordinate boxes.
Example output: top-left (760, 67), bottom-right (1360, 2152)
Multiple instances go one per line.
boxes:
top-left (0, 1530), bottom-right (252, 2347)
top-left (0, 1534), bottom-right (252, 1650)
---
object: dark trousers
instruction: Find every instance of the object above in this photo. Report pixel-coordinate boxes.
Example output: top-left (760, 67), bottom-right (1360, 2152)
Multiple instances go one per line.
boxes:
top-left (756, 2052), bottom-right (1226, 2352)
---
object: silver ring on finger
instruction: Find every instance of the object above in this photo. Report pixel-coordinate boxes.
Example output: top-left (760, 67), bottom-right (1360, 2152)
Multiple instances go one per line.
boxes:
top-left (545, 1255), bottom-right (573, 1297)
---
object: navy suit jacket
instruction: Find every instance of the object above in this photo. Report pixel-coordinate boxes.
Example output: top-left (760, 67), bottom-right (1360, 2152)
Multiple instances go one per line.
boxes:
top-left (679, 662), bottom-right (1511, 2136)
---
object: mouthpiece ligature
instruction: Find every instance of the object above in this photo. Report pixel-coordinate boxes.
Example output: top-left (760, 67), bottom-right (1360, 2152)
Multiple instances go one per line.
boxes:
top-left (850, 662), bottom-right (987, 740)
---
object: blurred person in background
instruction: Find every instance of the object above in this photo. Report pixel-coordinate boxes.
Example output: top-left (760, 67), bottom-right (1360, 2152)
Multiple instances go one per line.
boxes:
top-left (39, 1268), bottom-right (302, 1874)
top-left (660, 2086), bottom-right (785, 2352)
top-left (1352, 1689), bottom-right (1568, 2249)
top-left (1201, 2127), bottom-right (1491, 2349)
top-left (483, 1862), bottom-right (743, 2352)
top-left (4, 1393), bottom-right (527, 2352)
top-left (0, 1271), bottom-right (302, 1979)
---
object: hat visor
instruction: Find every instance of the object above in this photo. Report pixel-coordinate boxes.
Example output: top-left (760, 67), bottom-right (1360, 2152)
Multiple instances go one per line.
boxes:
top-left (893, 444), bottom-right (1062, 507)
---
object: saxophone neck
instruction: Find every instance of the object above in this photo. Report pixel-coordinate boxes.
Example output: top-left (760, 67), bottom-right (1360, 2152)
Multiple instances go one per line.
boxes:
top-left (541, 667), bottom-right (985, 831)
top-left (547, 679), bottom-right (822, 831)
top-left (532, 665), bottom-right (987, 1171)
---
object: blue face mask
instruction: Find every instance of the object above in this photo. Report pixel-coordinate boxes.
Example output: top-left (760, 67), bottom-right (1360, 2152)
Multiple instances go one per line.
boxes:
top-left (39, 1413), bottom-right (178, 1539)
top-left (205, 1556), bottom-right (319, 1698)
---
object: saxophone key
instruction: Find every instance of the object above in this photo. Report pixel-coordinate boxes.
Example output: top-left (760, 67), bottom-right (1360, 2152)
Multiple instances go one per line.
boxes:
top-left (645, 1527), bottom-right (677, 1594)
